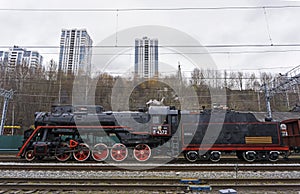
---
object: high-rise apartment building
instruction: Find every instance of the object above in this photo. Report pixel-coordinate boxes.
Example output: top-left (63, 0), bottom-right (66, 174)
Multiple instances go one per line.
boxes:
top-left (58, 29), bottom-right (93, 75)
top-left (134, 37), bottom-right (158, 78)
top-left (0, 51), bottom-right (8, 72)
top-left (0, 46), bottom-right (43, 72)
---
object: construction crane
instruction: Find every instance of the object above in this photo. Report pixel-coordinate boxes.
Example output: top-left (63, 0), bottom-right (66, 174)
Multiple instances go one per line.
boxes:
top-left (0, 88), bottom-right (14, 135)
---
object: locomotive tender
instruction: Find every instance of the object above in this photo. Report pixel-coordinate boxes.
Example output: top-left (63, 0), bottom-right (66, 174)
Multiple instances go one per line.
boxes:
top-left (17, 104), bottom-right (290, 162)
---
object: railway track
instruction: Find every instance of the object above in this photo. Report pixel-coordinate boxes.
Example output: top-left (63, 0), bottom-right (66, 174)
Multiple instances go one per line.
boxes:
top-left (1, 155), bottom-right (300, 193)
top-left (1, 177), bottom-right (300, 184)
top-left (2, 154), bottom-right (300, 163)
top-left (0, 177), bottom-right (300, 193)
top-left (1, 162), bottom-right (300, 171)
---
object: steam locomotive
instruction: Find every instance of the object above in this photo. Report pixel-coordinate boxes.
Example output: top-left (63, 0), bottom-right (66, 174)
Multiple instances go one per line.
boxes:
top-left (17, 104), bottom-right (293, 163)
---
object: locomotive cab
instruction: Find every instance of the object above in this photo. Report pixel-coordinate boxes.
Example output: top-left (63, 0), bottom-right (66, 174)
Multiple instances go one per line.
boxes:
top-left (281, 118), bottom-right (300, 153)
top-left (148, 106), bottom-right (178, 137)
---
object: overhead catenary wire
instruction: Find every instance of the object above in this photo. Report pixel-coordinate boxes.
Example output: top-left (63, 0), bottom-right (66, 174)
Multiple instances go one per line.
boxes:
top-left (2, 44), bottom-right (300, 49)
top-left (3, 45), bottom-right (300, 61)
top-left (115, 9), bottom-right (119, 47)
top-left (22, 49), bottom-right (300, 56)
top-left (1, 6), bottom-right (298, 122)
top-left (1, 5), bottom-right (300, 12)
top-left (0, 64), bottom-right (295, 78)
top-left (0, 75), bottom-right (292, 86)
top-left (0, 5), bottom-right (299, 77)
top-left (263, 7), bottom-right (274, 46)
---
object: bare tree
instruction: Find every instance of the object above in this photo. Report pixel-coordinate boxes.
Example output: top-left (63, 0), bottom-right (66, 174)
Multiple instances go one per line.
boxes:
top-left (190, 68), bottom-right (204, 86)
top-left (47, 59), bottom-right (57, 81)
top-left (236, 71), bottom-right (243, 91)
top-left (223, 70), bottom-right (228, 88)
top-left (260, 72), bottom-right (273, 86)
top-left (228, 71), bottom-right (236, 89)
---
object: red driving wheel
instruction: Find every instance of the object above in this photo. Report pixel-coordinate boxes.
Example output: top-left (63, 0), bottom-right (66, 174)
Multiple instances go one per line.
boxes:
top-left (92, 143), bottom-right (109, 161)
top-left (55, 143), bottom-right (71, 162)
top-left (133, 144), bottom-right (151, 162)
top-left (73, 143), bottom-right (90, 161)
top-left (110, 143), bottom-right (128, 162)
top-left (25, 150), bottom-right (35, 161)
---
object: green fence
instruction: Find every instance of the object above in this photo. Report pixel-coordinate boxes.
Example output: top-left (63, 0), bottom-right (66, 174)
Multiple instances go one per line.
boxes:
top-left (0, 135), bottom-right (23, 153)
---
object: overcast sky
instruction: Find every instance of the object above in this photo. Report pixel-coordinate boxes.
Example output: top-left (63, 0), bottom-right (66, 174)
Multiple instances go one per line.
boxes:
top-left (1, 0), bottom-right (300, 76)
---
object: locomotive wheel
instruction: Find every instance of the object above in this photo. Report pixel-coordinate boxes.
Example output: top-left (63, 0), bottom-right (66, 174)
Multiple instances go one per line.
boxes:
top-left (185, 151), bottom-right (198, 162)
top-left (242, 151), bottom-right (256, 162)
top-left (133, 144), bottom-right (151, 162)
top-left (268, 151), bottom-right (279, 162)
top-left (92, 143), bottom-right (109, 161)
top-left (55, 143), bottom-right (71, 162)
top-left (73, 143), bottom-right (90, 162)
top-left (25, 150), bottom-right (35, 161)
top-left (110, 143), bottom-right (128, 162)
top-left (210, 151), bottom-right (221, 162)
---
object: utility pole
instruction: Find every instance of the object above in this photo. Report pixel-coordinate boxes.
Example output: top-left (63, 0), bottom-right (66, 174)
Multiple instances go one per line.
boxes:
top-left (177, 62), bottom-right (183, 100)
top-left (58, 70), bottom-right (62, 104)
top-left (0, 88), bottom-right (14, 135)
top-left (263, 83), bottom-right (272, 121)
top-left (257, 91), bottom-right (261, 112)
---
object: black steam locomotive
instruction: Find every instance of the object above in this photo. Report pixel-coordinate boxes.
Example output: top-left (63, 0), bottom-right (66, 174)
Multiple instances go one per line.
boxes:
top-left (17, 105), bottom-right (289, 162)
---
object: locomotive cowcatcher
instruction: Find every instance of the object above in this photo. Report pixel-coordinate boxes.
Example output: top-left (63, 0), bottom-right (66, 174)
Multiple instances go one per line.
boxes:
top-left (17, 105), bottom-right (290, 162)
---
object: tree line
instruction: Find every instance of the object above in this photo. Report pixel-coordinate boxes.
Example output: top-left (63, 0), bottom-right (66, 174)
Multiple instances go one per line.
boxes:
top-left (0, 62), bottom-right (299, 131)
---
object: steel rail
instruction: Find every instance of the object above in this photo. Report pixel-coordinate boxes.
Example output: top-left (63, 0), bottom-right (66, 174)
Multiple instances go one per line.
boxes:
top-left (1, 158), bottom-right (300, 164)
top-left (1, 177), bottom-right (300, 184)
top-left (0, 182), bottom-right (300, 192)
top-left (0, 184), bottom-right (188, 192)
top-left (3, 153), bottom-right (300, 163)
top-left (1, 163), bottom-right (300, 171)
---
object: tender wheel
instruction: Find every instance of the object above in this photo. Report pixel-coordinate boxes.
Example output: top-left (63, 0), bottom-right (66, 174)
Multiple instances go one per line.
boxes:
top-left (185, 151), bottom-right (198, 162)
top-left (210, 151), bottom-right (221, 162)
top-left (133, 144), bottom-right (151, 162)
top-left (25, 150), bottom-right (35, 161)
top-left (268, 151), bottom-right (279, 162)
top-left (110, 143), bottom-right (128, 162)
top-left (92, 143), bottom-right (109, 161)
top-left (243, 151), bottom-right (256, 162)
top-left (73, 143), bottom-right (90, 162)
top-left (55, 143), bottom-right (71, 162)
